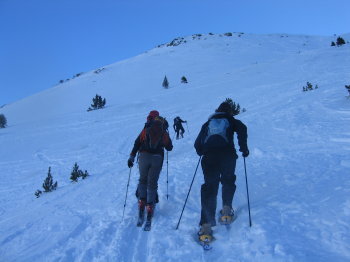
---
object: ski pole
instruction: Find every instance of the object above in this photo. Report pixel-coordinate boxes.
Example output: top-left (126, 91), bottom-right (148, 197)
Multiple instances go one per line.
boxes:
top-left (166, 151), bottom-right (169, 200)
top-left (176, 156), bottom-right (202, 230)
top-left (243, 157), bottom-right (252, 227)
top-left (185, 122), bottom-right (190, 135)
top-left (122, 167), bottom-right (132, 222)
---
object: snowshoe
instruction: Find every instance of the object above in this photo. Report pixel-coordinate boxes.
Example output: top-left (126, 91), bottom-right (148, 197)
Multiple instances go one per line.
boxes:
top-left (219, 206), bottom-right (234, 225)
top-left (197, 223), bottom-right (214, 249)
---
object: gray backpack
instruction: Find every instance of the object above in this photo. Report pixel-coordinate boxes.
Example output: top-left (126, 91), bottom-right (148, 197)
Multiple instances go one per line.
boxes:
top-left (203, 118), bottom-right (230, 149)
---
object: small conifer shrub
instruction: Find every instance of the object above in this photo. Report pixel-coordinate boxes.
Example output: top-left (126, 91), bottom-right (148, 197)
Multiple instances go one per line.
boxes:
top-left (302, 82), bottom-right (319, 92)
top-left (42, 167), bottom-right (58, 192)
top-left (87, 94), bottom-right (106, 111)
top-left (81, 170), bottom-right (89, 179)
top-left (94, 68), bottom-right (105, 74)
top-left (162, 76), bottom-right (169, 89)
top-left (345, 85), bottom-right (350, 97)
top-left (35, 190), bottom-right (42, 198)
top-left (35, 167), bottom-right (58, 197)
top-left (181, 76), bottom-right (188, 83)
top-left (70, 162), bottom-right (89, 182)
top-left (336, 37), bottom-right (346, 46)
top-left (0, 114), bottom-right (7, 128)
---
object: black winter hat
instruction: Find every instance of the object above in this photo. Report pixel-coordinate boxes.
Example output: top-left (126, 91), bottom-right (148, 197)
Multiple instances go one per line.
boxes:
top-left (216, 102), bottom-right (232, 114)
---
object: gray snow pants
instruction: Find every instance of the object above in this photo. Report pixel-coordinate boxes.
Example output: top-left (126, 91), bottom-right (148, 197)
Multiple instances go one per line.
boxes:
top-left (137, 152), bottom-right (163, 204)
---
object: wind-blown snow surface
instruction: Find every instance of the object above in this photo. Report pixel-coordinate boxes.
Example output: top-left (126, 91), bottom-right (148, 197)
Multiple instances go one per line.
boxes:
top-left (1, 33), bottom-right (350, 262)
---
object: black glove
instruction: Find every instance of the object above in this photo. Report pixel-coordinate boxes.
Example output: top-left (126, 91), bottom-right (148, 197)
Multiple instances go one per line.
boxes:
top-left (127, 155), bottom-right (135, 168)
top-left (195, 149), bottom-right (203, 157)
top-left (242, 150), bottom-right (249, 158)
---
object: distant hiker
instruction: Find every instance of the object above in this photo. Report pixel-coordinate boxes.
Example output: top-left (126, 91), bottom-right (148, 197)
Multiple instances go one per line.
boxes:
top-left (194, 102), bottom-right (249, 241)
top-left (173, 116), bottom-right (187, 139)
top-left (127, 110), bottom-right (173, 229)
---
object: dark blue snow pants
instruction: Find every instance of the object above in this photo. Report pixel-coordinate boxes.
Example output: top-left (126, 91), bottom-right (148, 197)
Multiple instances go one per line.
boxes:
top-left (200, 152), bottom-right (237, 226)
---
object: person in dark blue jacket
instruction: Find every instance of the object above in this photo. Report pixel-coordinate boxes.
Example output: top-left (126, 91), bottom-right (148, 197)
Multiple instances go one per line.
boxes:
top-left (173, 116), bottom-right (187, 139)
top-left (194, 102), bottom-right (249, 239)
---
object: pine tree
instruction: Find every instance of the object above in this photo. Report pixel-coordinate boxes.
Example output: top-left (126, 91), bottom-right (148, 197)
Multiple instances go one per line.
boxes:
top-left (331, 41), bottom-right (336, 46)
top-left (98, 96), bottom-right (103, 108)
top-left (88, 94), bottom-right (106, 111)
top-left (306, 82), bottom-right (313, 91)
top-left (101, 98), bottom-right (106, 108)
top-left (70, 163), bottom-right (89, 181)
top-left (35, 190), bottom-right (42, 198)
top-left (336, 37), bottom-right (346, 46)
top-left (70, 162), bottom-right (82, 182)
top-left (81, 170), bottom-right (89, 179)
top-left (345, 85), bottom-right (350, 95)
top-left (181, 76), bottom-right (188, 83)
top-left (42, 167), bottom-right (58, 192)
top-left (162, 76), bottom-right (169, 89)
top-left (0, 114), bottom-right (7, 128)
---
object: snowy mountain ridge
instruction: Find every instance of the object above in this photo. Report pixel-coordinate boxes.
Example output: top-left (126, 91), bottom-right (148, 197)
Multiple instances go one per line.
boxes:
top-left (0, 32), bottom-right (350, 262)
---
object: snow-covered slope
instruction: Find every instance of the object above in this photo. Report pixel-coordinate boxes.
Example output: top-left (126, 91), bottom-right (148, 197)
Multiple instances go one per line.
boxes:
top-left (0, 32), bottom-right (350, 262)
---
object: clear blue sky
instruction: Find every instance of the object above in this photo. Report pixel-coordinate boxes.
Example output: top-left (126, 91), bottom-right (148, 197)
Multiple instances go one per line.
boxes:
top-left (1, 0), bottom-right (349, 106)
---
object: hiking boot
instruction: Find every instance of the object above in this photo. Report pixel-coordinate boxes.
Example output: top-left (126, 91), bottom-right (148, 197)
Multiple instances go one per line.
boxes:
top-left (146, 203), bottom-right (155, 220)
top-left (198, 223), bottom-right (213, 236)
top-left (137, 199), bottom-right (146, 216)
top-left (137, 199), bottom-right (146, 227)
top-left (138, 199), bottom-right (146, 210)
top-left (138, 199), bottom-right (146, 218)
top-left (198, 223), bottom-right (213, 243)
top-left (219, 205), bottom-right (234, 225)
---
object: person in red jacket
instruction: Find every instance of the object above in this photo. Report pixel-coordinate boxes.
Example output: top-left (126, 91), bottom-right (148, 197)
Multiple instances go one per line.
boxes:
top-left (128, 110), bottom-right (173, 223)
